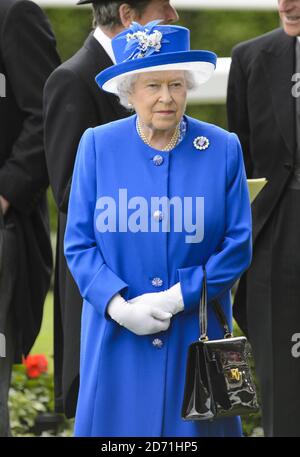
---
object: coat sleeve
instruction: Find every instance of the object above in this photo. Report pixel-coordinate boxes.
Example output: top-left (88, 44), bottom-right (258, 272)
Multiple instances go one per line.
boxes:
top-left (43, 68), bottom-right (100, 214)
top-left (64, 128), bottom-right (128, 318)
top-left (226, 47), bottom-right (253, 178)
top-left (0, 0), bottom-right (60, 212)
top-left (177, 132), bottom-right (252, 314)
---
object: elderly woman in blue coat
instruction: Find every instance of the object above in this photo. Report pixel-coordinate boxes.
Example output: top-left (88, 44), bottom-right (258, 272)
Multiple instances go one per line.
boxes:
top-left (64, 21), bottom-right (252, 437)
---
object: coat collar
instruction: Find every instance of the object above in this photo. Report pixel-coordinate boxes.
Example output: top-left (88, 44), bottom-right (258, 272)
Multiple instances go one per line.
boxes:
top-left (260, 29), bottom-right (296, 157)
top-left (83, 33), bottom-right (129, 119)
top-left (83, 32), bottom-right (114, 70)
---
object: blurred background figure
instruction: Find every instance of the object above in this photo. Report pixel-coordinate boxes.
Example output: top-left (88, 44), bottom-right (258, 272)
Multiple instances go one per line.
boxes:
top-left (0, 0), bottom-right (60, 436)
top-left (43, 0), bottom-right (178, 420)
top-left (227, 0), bottom-right (300, 437)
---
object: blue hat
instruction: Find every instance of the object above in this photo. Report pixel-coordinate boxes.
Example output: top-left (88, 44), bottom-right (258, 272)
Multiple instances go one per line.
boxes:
top-left (96, 21), bottom-right (217, 94)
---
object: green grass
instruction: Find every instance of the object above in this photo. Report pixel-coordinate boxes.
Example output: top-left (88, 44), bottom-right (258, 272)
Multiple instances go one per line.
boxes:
top-left (30, 292), bottom-right (54, 375)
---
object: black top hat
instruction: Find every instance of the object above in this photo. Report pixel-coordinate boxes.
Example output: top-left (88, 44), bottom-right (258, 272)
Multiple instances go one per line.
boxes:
top-left (77, 0), bottom-right (145, 4)
top-left (77, 1), bottom-right (100, 4)
top-left (77, 1), bottom-right (107, 4)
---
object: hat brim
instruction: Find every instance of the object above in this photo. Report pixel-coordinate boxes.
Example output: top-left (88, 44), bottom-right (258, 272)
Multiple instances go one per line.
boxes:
top-left (96, 50), bottom-right (217, 94)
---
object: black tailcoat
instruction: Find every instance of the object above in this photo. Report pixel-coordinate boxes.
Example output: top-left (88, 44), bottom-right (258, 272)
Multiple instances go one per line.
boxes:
top-left (44, 33), bottom-right (129, 417)
top-left (0, 0), bottom-right (60, 360)
top-left (227, 28), bottom-right (300, 436)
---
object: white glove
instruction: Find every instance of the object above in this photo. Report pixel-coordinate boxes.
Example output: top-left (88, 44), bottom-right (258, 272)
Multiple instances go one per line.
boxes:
top-left (129, 282), bottom-right (184, 316)
top-left (107, 293), bottom-right (172, 336)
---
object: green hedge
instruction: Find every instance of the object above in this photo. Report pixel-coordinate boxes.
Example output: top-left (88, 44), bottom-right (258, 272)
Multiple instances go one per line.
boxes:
top-left (43, 8), bottom-right (279, 62)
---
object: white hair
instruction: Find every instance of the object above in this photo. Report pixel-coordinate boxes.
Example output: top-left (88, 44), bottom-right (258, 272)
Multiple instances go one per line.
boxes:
top-left (116, 71), bottom-right (196, 110)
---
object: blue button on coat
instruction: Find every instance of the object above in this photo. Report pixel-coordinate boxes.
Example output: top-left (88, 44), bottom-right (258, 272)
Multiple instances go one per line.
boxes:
top-left (64, 115), bottom-right (252, 437)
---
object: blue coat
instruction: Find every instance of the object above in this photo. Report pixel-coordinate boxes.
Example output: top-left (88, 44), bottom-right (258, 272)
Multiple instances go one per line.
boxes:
top-left (64, 114), bottom-right (252, 437)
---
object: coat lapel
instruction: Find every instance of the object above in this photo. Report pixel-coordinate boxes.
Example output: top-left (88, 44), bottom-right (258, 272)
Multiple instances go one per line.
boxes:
top-left (260, 30), bottom-right (296, 157)
top-left (83, 33), bottom-right (129, 119)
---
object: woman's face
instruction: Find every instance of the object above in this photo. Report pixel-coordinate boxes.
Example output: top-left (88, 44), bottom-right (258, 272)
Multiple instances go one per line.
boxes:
top-left (128, 70), bottom-right (188, 132)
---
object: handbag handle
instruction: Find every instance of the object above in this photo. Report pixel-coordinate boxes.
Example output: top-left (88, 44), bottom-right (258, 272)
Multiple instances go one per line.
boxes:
top-left (199, 266), bottom-right (233, 341)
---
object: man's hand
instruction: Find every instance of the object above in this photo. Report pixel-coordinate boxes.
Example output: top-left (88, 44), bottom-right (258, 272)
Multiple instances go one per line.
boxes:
top-left (0, 195), bottom-right (10, 215)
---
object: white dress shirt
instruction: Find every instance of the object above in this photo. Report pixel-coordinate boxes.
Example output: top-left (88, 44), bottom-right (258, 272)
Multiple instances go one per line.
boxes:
top-left (93, 26), bottom-right (116, 64)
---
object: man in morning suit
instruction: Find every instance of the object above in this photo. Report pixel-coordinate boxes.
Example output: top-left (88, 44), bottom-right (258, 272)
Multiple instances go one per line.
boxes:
top-left (43, 0), bottom-right (179, 419)
top-left (0, 0), bottom-right (60, 436)
top-left (227, 0), bottom-right (300, 437)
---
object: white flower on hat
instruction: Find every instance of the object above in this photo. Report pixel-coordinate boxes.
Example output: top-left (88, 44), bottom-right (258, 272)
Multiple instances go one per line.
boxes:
top-left (122, 20), bottom-right (175, 60)
top-left (126, 30), bottom-right (163, 58)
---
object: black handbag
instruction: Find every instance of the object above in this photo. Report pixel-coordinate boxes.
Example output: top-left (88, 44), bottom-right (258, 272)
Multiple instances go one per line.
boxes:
top-left (181, 267), bottom-right (259, 421)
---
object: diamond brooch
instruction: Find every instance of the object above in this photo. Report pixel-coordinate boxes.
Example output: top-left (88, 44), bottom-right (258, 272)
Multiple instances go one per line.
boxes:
top-left (193, 136), bottom-right (210, 151)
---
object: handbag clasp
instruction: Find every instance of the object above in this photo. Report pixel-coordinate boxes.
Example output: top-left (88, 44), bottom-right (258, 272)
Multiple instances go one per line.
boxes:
top-left (228, 368), bottom-right (242, 382)
top-left (225, 368), bottom-right (244, 388)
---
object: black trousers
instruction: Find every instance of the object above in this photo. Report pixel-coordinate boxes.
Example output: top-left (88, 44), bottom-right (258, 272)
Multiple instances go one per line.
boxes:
top-left (247, 188), bottom-right (300, 437)
top-left (0, 208), bottom-right (18, 436)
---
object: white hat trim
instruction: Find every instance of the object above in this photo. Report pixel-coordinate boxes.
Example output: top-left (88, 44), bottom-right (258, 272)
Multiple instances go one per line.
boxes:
top-left (102, 61), bottom-right (215, 94)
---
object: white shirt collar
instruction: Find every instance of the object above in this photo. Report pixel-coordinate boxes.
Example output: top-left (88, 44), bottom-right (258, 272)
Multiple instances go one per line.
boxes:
top-left (93, 26), bottom-right (116, 64)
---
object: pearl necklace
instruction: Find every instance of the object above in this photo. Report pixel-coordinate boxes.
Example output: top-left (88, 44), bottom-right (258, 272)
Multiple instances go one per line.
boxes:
top-left (137, 118), bottom-right (180, 152)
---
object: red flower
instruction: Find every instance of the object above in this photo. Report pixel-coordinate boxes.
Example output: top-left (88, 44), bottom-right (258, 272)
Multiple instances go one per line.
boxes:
top-left (23, 354), bottom-right (48, 379)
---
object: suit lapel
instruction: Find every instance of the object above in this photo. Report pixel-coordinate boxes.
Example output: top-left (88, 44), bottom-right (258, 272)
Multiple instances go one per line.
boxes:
top-left (83, 33), bottom-right (129, 119)
top-left (261, 30), bottom-right (296, 157)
